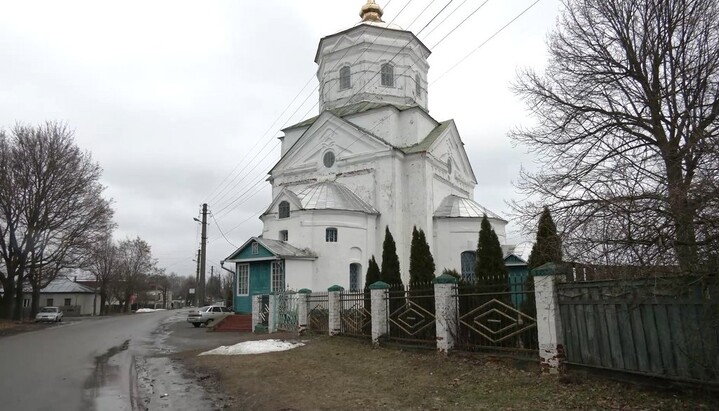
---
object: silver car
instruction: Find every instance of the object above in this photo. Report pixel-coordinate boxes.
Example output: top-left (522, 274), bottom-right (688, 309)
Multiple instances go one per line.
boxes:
top-left (35, 306), bottom-right (63, 323)
top-left (187, 305), bottom-right (233, 327)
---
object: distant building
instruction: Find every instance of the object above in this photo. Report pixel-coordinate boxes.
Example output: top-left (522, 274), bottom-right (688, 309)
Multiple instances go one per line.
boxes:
top-left (226, 1), bottom-right (508, 313)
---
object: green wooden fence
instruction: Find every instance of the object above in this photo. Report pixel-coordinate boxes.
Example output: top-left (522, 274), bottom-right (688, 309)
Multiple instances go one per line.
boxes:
top-left (557, 277), bottom-right (718, 383)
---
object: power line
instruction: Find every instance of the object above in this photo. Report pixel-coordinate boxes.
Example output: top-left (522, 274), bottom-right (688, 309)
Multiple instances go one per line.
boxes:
top-left (430, 0), bottom-right (489, 49)
top-left (432, 0), bottom-right (542, 85)
top-left (210, 211), bottom-right (237, 248)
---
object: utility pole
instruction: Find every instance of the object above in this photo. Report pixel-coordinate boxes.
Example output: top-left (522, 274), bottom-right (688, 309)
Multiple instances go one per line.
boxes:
top-left (195, 248), bottom-right (200, 306)
top-left (199, 203), bottom-right (208, 306)
top-left (210, 265), bottom-right (214, 302)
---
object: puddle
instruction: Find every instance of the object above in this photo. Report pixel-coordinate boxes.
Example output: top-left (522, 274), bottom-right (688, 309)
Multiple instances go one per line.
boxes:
top-left (82, 339), bottom-right (139, 411)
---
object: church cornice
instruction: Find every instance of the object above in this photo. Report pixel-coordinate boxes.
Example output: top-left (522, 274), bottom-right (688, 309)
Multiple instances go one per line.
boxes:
top-left (314, 23), bottom-right (431, 64)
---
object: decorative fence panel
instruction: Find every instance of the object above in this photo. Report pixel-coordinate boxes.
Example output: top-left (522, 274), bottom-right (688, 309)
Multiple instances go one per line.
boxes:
top-left (307, 292), bottom-right (329, 334)
top-left (387, 283), bottom-right (436, 347)
top-left (557, 278), bottom-right (719, 383)
top-left (455, 283), bottom-right (538, 357)
top-left (274, 290), bottom-right (298, 332)
top-left (340, 290), bottom-right (371, 337)
top-left (260, 295), bottom-right (269, 327)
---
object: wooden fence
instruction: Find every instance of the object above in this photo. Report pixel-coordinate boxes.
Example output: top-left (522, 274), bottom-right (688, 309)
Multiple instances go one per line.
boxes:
top-left (557, 277), bottom-right (718, 383)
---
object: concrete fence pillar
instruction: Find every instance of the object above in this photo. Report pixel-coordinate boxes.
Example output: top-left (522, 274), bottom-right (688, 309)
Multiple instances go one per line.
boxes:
top-left (268, 293), bottom-right (278, 333)
top-left (328, 285), bottom-right (343, 336)
top-left (297, 288), bottom-right (311, 334)
top-left (369, 281), bottom-right (390, 346)
top-left (433, 274), bottom-right (458, 353)
top-left (252, 294), bottom-right (262, 333)
top-left (532, 262), bottom-right (566, 374)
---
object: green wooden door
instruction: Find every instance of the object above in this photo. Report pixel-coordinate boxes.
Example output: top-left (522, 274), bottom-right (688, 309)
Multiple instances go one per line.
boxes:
top-left (234, 261), bottom-right (272, 313)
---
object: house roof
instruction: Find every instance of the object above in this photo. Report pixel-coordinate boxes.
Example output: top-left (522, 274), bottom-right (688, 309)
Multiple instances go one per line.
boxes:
top-left (226, 237), bottom-right (317, 262)
top-left (39, 277), bottom-right (95, 294)
top-left (434, 195), bottom-right (506, 222)
top-left (294, 181), bottom-right (379, 214)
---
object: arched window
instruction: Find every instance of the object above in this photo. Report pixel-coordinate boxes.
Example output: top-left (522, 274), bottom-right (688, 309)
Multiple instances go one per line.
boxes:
top-left (339, 66), bottom-right (351, 90)
top-left (415, 73), bottom-right (421, 96)
top-left (461, 251), bottom-right (476, 282)
top-left (278, 201), bottom-right (290, 219)
top-left (349, 263), bottom-right (361, 291)
top-left (381, 63), bottom-right (394, 87)
top-left (326, 227), bottom-right (338, 242)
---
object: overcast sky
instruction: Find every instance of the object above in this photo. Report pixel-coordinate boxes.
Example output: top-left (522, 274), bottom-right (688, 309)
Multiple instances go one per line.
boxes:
top-left (0, 0), bottom-right (562, 279)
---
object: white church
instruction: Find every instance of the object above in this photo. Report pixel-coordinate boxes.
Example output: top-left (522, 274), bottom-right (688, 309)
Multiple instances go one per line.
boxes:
top-left (226, 1), bottom-right (509, 313)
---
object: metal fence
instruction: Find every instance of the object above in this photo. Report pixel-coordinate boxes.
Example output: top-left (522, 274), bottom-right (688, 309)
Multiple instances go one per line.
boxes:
top-left (558, 277), bottom-right (719, 383)
top-left (274, 290), bottom-right (299, 332)
top-left (307, 292), bottom-right (329, 334)
top-left (386, 283), bottom-right (436, 347)
top-left (260, 295), bottom-right (269, 327)
top-left (340, 290), bottom-right (371, 338)
top-left (454, 283), bottom-right (538, 357)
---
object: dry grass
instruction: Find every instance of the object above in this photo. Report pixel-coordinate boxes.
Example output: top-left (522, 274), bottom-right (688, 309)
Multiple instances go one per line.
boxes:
top-left (182, 335), bottom-right (717, 411)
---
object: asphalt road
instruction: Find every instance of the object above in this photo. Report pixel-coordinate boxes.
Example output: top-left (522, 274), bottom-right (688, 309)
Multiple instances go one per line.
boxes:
top-left (0, 310), bottom-right (242, 411)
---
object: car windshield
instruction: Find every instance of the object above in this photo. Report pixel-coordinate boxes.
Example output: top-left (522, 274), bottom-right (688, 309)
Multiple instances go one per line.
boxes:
top-left (200, 306), bottom-right (211, 312)
top-left (40, 307), bottom-right (57, 313)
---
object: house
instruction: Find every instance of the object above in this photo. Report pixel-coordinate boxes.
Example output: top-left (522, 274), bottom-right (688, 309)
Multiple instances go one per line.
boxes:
top-left (225, 1), bottom-right (509, 312)
top-left (24, 276), bottom-right (100, 316)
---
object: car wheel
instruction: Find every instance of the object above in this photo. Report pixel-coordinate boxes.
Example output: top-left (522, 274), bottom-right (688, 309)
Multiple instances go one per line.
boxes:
top-left (192, 322), bottom-right (201, 328)
top-left (205, 319), bottom-right (213, 327)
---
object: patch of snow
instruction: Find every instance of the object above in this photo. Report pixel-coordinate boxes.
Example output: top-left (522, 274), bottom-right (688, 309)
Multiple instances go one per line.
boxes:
top-left (198, 339), bottom-right (304, 356)
top-left (135, 308), bottom-right (167, 313)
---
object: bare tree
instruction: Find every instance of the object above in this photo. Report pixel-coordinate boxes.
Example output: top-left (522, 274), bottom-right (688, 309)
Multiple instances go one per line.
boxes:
top-left (0, 123), bottom-right (114, 319)
top-left (116, 237), bottom-right (155, 312)
top-left (87, 237), bottom-right (118, 315)
top-left (511, 0), bottom-right (719, 277)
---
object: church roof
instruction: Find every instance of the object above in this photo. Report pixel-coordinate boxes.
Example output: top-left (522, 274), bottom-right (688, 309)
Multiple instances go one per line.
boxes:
top-left (282, 102), bottom-right (414, 131)
top-left (295, 181), bottom-right (379, 214)
top-left (434, 195), bottom-right (506, 222)
top-left (402, 121), bottom-right (452, 154)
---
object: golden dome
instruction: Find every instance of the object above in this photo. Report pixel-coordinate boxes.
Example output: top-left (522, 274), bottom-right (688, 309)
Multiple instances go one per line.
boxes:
top-left (360, 0), bottom-right (383, 22)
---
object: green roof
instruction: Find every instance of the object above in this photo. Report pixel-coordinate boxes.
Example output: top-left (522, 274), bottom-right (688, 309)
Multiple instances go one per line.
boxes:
top-left (401, 121), bottom-right (452, 154)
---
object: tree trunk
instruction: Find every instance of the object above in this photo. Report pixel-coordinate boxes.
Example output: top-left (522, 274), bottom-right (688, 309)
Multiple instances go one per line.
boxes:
top-left (30, 287), bottom-right (41, 318)
top-left (99, 292), bottom-right (107, 316)
top-left (0, 276), bottom-right (15, 320)
top-left (665, 156), bottom-right (698, 275)
top-left (13, 278), bottom-right (24, 321)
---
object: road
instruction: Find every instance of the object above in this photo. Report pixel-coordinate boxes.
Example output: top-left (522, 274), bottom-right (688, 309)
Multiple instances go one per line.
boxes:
top-left (0, 310), bottom-right (242, 411)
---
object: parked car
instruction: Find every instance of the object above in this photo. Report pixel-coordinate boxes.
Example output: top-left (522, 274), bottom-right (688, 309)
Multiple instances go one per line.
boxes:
top-left (187, 305), bottom-right (233, 327)
top-left (35, 306), bottom-right (63, 323)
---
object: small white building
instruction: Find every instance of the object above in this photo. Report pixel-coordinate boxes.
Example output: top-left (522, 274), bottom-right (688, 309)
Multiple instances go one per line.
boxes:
top-left (29, 276), bottom-right (100, 316)
top-left (226, 1), bottom-right (507, 313)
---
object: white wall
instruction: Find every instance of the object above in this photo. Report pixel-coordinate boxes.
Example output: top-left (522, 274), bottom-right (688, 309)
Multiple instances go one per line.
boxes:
top-left (40, 293), bottom-right (99, 316)
top-left (433, 217), bottom-right (508, 274)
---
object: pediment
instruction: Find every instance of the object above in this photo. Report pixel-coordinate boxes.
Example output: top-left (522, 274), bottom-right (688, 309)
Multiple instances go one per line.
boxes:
top-left (270, 111), bottom-right (391, 176)
top-left (426, 121), bottom-right (477, 185)
top-left (261, 188), bottom-right (302, 217)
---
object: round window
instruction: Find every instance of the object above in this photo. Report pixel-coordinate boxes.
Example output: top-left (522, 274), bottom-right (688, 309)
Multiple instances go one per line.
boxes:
top-left (323, 151), bottom-right (336, 168)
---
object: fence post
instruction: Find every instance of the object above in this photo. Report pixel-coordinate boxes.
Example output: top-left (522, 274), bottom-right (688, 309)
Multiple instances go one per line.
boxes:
top-left (268, 292), bottom-right (278, 333)
top-left (297, 288), bottom-right (311, 334)
top-left (252, 294), bottom-right (262, 333)
top-left (369, 281), bottom-right (390, 346)
top-left (433, 274), bottom-right (458, 353)
top-left (533, 262), bottom-right (566, 374)
top-left (328, 285), bottom-right (343, 336)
